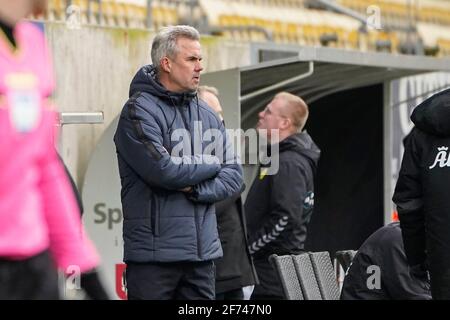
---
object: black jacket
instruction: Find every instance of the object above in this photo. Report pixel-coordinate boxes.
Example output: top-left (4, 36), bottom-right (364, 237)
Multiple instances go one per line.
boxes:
top-left (214, 190), bottom-right (258, 294)
top-left (341, 222), bottom-right (431, 300)
top-left (245, 132), bottom-right (320, 261)
top-left (392, 88), bottom-right (450, 298)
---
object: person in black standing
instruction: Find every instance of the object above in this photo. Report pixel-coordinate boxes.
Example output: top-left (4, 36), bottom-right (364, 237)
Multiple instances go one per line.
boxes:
top-left (198, 86), bottom-right (258, 300)
top-left (245, 92), bottom-right (320, 300)
top-left (341, 222), bottom-right (431, 300)
top-left (393, 88), bottom-right (450, 299)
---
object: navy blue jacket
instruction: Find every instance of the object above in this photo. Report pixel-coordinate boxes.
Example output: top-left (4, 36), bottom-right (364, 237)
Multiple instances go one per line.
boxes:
top-left (114, 65), bottom-right (243, 263)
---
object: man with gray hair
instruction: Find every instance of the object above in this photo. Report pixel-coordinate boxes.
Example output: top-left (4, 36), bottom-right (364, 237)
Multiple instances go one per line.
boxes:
top-left (114, 25), bottom-right (243, 299)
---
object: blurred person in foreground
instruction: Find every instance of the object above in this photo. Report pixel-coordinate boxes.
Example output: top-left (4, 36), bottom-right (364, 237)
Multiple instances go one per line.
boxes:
top-left (393, 88), bottom-right (450, 300)
top-left (245, 92), bottom-right (320, 299)
top-left (198, 85), bottom-right (258, 300)
top-left (0, 0), bottom-right (108, 299)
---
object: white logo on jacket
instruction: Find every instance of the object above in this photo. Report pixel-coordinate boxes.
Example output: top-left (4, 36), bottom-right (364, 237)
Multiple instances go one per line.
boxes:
top-left (429, 146), bottom-right (450, 169)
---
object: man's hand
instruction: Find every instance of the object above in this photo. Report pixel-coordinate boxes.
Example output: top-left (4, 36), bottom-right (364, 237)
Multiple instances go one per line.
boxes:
top-left (410, 262), bottom-right (430, 281)
top-left (179, 186), bottom-right (193, 193)
top-left (80, 268), bottom-right (110, 300)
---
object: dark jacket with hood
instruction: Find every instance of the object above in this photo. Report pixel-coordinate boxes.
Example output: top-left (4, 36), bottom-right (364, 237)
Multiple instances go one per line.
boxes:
top-left (341, 222), bottom-right (431, 300)
top-left (114, 65), bottom-right (243, 263)
top-left (392, 88), bottom-right (450, 299)
top-left (244, 132), bottom-right (320, 261)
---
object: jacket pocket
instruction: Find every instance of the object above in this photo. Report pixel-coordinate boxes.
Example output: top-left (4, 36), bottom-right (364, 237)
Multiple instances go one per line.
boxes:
top-left (150, 194), bottom-right (160, 237)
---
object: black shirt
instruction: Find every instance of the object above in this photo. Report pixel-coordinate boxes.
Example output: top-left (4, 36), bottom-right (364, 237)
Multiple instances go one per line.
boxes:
top-left (0, 19), bottom-right (16, 48)
top-left (341, 222), bottom-right (431, 300)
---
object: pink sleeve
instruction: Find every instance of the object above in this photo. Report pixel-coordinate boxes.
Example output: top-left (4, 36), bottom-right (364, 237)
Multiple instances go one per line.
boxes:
top-left (29, 22), bottom-right (55, 97)
top-left (38, 112), bottom-right (100, 273)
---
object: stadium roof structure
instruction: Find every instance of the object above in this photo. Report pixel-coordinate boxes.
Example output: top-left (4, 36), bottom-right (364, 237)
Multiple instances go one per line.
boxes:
top-left (238, 45), bottom-right (450, 124)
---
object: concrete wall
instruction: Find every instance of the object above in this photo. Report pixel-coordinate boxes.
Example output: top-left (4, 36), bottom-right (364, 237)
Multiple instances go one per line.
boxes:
top-left (44, 22), bottom-right (251, 189)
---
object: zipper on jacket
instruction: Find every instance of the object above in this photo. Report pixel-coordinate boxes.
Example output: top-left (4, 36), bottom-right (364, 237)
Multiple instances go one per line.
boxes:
top-left (193, 103), bottom-right (203, 259)
top-left (194, 206), bottom-right (202, 259)
top-left (178, 101), bottom-right (203, 259)
top-left (178, 105), bottom-right (190, 132)
top-left (150, 195), bottom-right (160, 237)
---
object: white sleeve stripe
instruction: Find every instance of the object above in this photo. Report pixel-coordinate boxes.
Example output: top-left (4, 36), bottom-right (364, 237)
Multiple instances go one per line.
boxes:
top-left (249, 215), bottom-right (290, 254)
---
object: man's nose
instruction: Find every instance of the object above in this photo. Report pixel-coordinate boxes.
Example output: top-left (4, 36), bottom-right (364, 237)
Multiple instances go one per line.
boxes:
top-left (196, 61), bottom-right (203, 72)
top-left (259, 110), bottom-right (265, 118)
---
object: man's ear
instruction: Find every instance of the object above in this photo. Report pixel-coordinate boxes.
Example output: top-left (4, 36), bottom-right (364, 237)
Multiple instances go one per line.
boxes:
top-left (281, 118), bottom-right (291, 130)
top-left (161, 57), bottom-right (171, 73)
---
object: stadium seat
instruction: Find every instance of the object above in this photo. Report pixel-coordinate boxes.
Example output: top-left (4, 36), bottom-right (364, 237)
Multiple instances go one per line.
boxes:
top-left (291, 253), bottom-right (322, 300)
top-left (35, 0), bottom-right (450, 57)
top-left (48, 0), bottom-right (66, 21)
top-left (268, 254), bottom-right (304, 300)
top-left (438, 38), bottom-right (450, 57)
top-left (309, 251), bottom-right (340, 300)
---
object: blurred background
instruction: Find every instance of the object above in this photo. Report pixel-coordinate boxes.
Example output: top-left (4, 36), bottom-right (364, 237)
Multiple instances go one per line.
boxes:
top-left (32, 0), bottom-right (450, 56)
